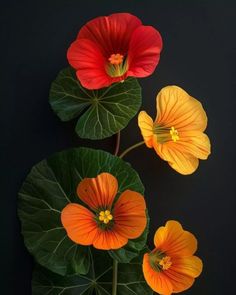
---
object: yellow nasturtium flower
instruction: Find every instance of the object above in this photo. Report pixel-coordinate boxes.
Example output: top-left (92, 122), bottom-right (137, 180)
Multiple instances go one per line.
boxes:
top-left (138, 86), bottom-right (211, 175)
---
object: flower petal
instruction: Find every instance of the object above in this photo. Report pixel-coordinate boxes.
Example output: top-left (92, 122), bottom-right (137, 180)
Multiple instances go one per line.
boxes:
top-left (78, 13), bottom-right (142, 56)
top-left (93, 229), bottom-right (128, 250)
top-left (138, 111), bottom-right (154, 148)
top-left (155, 86), bottom-right (207, 132)
top-left (113, 190), bottom-right (147, 239)
top-left (154, 220), bottom-right (197, 257)
top-left (143, 253), bottom-right (173, 295)
top-left (171, 256), bottom-right (203, 278)
top-left (176, 131), bottom-right (211, 160)
top-left (165, 268), bottom-right (195, 293)
top-left (164, 256), bottom-right (202, 293)
top-left (67, 38), bottom-right (112, 89)
top-left (153, 141), bottom-right (199, 175)
top-left (61, 203), bottom-right (98, 245)
top-left (77, 172), bottom-right (118, 211)
top-left (127, 26), bottom-right (163, 77)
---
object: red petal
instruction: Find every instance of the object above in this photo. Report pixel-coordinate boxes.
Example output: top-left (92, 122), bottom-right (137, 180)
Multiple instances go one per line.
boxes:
top-left (67, 38), bottom-right (112, 89)
top-left (127, 26), bottom-right (163, 77)
top-left (78, 13), bottom-right (142, 56)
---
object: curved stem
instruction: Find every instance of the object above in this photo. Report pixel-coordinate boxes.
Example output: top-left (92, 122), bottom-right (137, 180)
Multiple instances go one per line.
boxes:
top-left (112, 259), bottom-right (118, 295)
top-left (114, 132), bottom-right (121, 156)
top-left (119, 141), bottom-right (145, 159)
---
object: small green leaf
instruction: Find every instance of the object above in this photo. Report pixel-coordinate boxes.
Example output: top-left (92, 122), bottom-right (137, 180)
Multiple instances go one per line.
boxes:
top-left (32, 248), bottom-right (153, 295)
top-left (18, 147), bottom-right (146, 276)
top-left (49, 67), bottom-right (142, 139)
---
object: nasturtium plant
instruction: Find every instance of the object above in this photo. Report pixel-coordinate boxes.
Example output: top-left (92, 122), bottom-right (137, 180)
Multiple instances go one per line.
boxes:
top-left (18, 147), bottom-right (148, 276)
top-left (49, 67), bottom-right (142, 140)
top-left (32, 248), bottom-right (153, 295)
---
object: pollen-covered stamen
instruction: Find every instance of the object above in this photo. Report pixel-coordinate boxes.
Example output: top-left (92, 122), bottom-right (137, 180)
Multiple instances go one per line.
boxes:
top-left (107, 53), bottom-right (128, 78)
top-left (108, 53), bottom-right (124, 65)
top-left (153, 124), bottom-right (180, 143)
top-left (170, 126), bottom-right (179, 142)
top-left (99, 210), bottom-right (113, 224)
top-left (159, 256), bottom-right (172, 270)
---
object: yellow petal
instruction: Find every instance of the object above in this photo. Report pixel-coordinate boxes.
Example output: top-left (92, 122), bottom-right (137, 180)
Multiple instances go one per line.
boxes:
top-left (138, 111), bottom-right (154, 148)
top-left (155, 86), bottom-right (207, 132)
top-left (153, 141), bottom-right (199, 175)
top-left (178, 131), bottom-right (211, 159)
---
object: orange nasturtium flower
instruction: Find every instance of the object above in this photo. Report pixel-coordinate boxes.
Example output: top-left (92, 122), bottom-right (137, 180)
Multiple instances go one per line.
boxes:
top-left (138, 86), bottom-right (211, 175)
top-left (143, 221), bottom-right (203, 295)
top-left (61, 172), bottom-right (147, 250)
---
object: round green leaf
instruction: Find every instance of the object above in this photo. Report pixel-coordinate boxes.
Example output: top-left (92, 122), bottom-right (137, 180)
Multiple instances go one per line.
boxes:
top-left (18, 147), bottom-right (147, 276)
top-left (49, 67), bottom-right (142, 139)
top-left (32, 248), bottom-right (153, 295)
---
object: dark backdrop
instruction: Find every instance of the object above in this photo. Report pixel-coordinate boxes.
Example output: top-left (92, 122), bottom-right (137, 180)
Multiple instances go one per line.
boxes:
top-left (1, 0), bottom-right (236, 294)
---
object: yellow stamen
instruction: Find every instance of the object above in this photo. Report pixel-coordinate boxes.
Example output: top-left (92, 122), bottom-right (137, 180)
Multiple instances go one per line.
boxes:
top-left (170, 126), bottom-right (179, 142)
top-left (99, 210), bottom-right (113, 224)
top-left (108, 53), bottom-right (124, 65)
top-left (159, 256), bottom-right (172, 270)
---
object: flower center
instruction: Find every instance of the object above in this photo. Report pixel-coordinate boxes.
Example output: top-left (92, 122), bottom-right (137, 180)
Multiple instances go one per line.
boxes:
top-left (170, 127), bottom-right (179, 142)
top-left (153, 125), bottom-right (180, 143)
top-left (98, 210), bottom-right (113, 224)
top-left (106, 53), bottom-right (128, 78)
top-left (149, 251), bottom-right (173, 272)
top-left (108, 53), bottom-right (124, 65)
top-left (159, 256), bottom-right (172, 270)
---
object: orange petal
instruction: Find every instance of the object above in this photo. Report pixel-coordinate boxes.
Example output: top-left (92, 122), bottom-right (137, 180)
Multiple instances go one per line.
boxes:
top-left (154, 220), bottom-right (197, 257)
top-left (143, 253), bottom-right (173, 295)
top-left (138, 111), bottom-right (154, 148)
top-left (61, 203), bottom-right (99, 245)
top-left (165, 268), bottom-right (194, 293)
top-left (176, 131), bottom-right (211, 160)
top-left (165, 256), bottom-right (202, 293)
top-left (155, 86), bottom-right (207, 132)
top-left (153, 141), bottom-right (199, 175)
top-left (113, 190), bottom-right (147, 239)
top-left (77, 172), bottom-right (118, 210)
top-left (171, 256), bottom-right (203, 278)
top-left (93, 229), bottom-right (128, 250)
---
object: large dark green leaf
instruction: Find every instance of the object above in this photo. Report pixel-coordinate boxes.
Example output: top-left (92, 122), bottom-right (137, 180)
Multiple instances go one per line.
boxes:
top-left (18, 147), bottom-right (147, 276)
top-left (49, 67), bottom-right (142, 139)
top-left (32, 249), bottom-right (153, 295)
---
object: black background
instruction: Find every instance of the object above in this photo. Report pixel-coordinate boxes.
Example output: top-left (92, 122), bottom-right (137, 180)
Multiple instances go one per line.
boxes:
top-left (1, 0), bottom-right (236, 294)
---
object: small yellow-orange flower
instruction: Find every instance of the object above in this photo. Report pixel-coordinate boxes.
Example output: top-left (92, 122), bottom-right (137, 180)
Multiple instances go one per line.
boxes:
top-left (61, 172), bottom-right (147, 250)
top-left (138, 86), bottom-right (211, 175)
top-left (143, 221), bottom-right (203, 295)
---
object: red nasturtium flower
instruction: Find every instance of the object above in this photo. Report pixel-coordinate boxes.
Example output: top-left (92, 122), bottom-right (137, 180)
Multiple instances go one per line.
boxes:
top-left (61, 172), bottom-right (147, 250)
top-left (143, 221), bottom-right (203, 295)
top-left (67, 13), bottom-right (163, 89)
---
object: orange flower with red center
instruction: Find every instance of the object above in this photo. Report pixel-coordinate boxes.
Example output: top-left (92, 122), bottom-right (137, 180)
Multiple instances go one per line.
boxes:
top-left (143, 221), bottom-right (203, 295)
top-left (138, 86), bottom-right (211, 175)
top-left (67, 13), bottom-right (163, 89)
top-left (61, 172), bottom-right (147, 250)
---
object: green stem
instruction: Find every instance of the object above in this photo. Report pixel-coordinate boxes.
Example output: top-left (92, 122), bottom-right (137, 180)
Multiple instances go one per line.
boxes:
top-left (119, 141), bottom-right (145, 159)
top-left (112, 259), bottom-right (118, 295)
